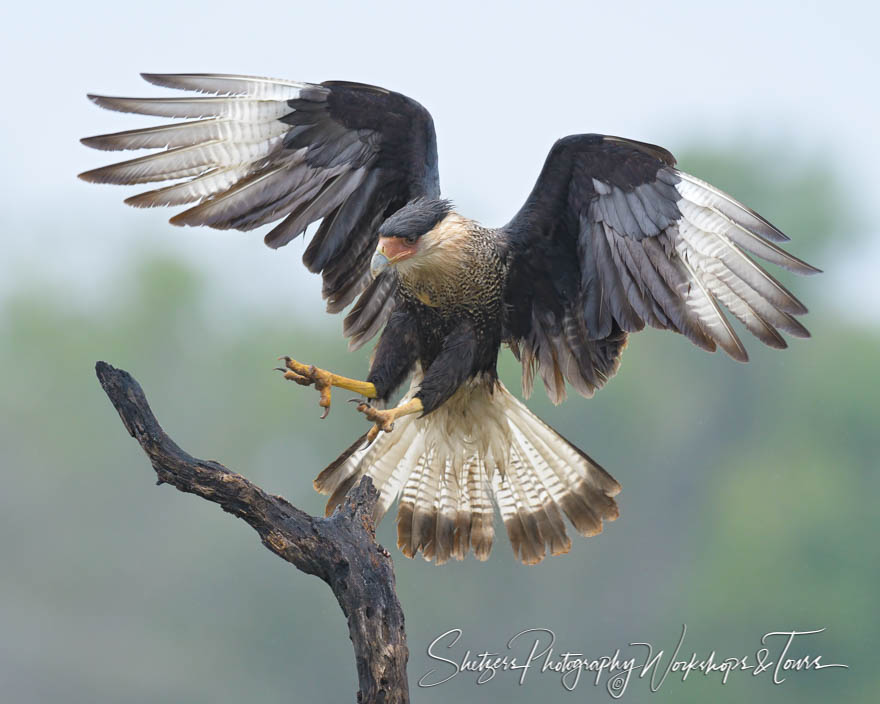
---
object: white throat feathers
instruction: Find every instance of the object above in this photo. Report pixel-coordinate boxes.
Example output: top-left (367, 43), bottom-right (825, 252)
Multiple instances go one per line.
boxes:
top-left (394, 212), bottom-right (473, 285)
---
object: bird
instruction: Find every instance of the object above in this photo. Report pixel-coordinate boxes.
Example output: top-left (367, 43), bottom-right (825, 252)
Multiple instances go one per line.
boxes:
top-left (80, 73), bottom-right (819, 565)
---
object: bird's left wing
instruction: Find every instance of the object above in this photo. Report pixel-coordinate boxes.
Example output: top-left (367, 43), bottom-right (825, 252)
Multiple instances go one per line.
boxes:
top-left (501, 134), bottom-right (819, 404)
top-left (80, 74), bottom-right (440, 348)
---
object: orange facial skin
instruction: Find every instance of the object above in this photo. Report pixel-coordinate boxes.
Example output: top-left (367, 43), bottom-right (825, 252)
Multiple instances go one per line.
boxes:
top-left (378, 236), bottom-right (418, 263)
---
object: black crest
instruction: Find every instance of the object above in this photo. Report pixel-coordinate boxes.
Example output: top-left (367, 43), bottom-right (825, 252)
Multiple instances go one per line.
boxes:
top-left (379, 198), bottom-right (453, 240)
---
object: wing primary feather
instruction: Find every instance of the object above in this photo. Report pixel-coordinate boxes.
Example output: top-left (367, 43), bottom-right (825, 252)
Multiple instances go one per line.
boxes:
top-left (140, 73), bottom-right (316, 99)
top-left (640, 237), bottom-right (717, 350)
top-left (87, 94), bottom-right (294, 121)
top-left (709, 206), bottom-right (821, 274)
top-left (169, 158), bottom-right (313, 229)
top-left (80, 119), bottom-right (289, 152)
top-left (124, 168), bottom-right (246, 208)
top-left (78, 140), bottom-right (226, 184)
top-left (676, 248), bottom-right (749, 361)
top-left (701, 270), bottom-right (788, 349)
top-left (677, 212), bottom-right (810, 315)
top-left (676, 171), bottom-right (791, 243)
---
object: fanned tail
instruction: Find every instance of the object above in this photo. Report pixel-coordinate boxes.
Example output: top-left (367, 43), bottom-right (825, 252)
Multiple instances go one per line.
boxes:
top-left (314, 375), bottom-right (620, 565)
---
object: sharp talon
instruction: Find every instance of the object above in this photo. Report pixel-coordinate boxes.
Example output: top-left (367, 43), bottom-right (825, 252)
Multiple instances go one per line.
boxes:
top-left (320, 406), bottom-right (330, 420)
top-left (318, 383), bottom-right (331, 412)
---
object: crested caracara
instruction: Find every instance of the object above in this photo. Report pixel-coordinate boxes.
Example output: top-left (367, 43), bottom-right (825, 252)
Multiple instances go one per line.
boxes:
top-left (80, 74), bottom-right (818, 564)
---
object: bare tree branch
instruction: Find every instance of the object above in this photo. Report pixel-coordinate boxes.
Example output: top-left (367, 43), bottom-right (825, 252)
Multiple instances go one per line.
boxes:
top-left (95, 361), bottom-right (409, 704)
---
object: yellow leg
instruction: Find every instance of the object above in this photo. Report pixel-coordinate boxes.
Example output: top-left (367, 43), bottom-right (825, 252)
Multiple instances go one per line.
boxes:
top-left (279, 356), bottom-right (376, 419)
top-left (358, 398), bottom-right (424, 444)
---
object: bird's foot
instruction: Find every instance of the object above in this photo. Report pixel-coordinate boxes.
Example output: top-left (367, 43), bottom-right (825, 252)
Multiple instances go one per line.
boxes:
top-left (357, 403), bottom-right (396, 444)
top-left (278, 356), bottom-right (376, 419)
top-left (356, 398), bottom-right (424, 445)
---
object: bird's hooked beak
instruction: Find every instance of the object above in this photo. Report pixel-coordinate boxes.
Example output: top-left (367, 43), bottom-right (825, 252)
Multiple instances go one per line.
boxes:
top-left (370, 237), bottom-right (417, 278)
top-left (370, 249), bottom-right (390, 279)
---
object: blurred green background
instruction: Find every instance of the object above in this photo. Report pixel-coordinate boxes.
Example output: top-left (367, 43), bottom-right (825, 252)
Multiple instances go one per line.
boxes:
top-left (2, 2), bottom-right (878, 702)
top-left (2, 143), bottom-right (876, 702)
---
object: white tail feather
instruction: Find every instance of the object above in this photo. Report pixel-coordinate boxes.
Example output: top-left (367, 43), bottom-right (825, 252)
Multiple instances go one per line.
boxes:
top-left (315, 372), bottom-right (620, 565)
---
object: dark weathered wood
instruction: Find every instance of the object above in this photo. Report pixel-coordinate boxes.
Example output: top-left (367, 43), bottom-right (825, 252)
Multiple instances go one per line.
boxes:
top-left (95, 361), bottom-right (409, 704)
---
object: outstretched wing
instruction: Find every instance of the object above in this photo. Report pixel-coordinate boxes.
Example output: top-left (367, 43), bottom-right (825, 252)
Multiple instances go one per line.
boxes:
top-left (80, 73), bottom-right (440, 347)
top-left (502, 134), bottom-right (819, 404)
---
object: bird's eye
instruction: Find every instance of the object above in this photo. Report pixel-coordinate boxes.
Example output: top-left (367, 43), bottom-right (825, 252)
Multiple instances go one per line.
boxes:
top-left (404, 235), bottom-right (418, 245)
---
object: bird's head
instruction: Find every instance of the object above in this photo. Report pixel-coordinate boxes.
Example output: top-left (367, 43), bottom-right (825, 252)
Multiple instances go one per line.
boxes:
top-left (370, 198), bottom-right (459, 278)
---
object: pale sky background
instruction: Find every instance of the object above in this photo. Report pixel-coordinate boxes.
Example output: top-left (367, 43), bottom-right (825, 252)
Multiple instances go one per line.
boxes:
top-left (1, 0), bottom-right (878, 323)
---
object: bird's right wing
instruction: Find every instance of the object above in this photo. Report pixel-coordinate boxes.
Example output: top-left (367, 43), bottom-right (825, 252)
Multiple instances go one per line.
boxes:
top-left (80, 74), bottom-right (441, 347)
